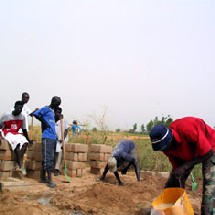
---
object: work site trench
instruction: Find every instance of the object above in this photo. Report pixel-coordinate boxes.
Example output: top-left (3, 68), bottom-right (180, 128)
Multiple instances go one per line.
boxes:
top-left (0, 170), bottom-right (202, 215)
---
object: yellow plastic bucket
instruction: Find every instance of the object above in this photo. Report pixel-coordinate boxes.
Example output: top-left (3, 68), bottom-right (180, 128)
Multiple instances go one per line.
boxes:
top-left (151, 188), bottom-right (194, 215)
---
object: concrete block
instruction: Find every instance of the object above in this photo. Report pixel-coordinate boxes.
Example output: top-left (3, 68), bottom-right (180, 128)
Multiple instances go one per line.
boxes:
top-left (65, 152), bottom-right (78, 161)
top-left (26, 170), bottom-right (41, 179)
top-left (0, 150), bottom-right (16, 161)
top-left (78, 152), bottom-right (88, 162)
top-left (90, 161), bottom-right (107, 169)
top-left (0, 171), bottom-right (11, 178)
top-left (68, 161), bottom-right (86, 170)
top-left (26, 160), bottom-right (42, 171)
top-left (33, 142), bottom-right (42, 152)
top-left (70, 143), bottom-right (88, 152)
top-left (0, 160), bottom-right (15, 171)
top-left (89, 144), bottom-right (112, 153)
top-left (0, 139), bottom-right (11, 151)
top-left (67, 169), bottom-right (76, 178)
top-left (33, 151), bottom-right (43, 162)
top-left (88, 152), bottom-right (104, 161)
top-left (27, 151), bottom-right (34, 159)
top-left (104, 153), bottom-right (111, 162)
top-left (90, 167), bottom-right (103, 175)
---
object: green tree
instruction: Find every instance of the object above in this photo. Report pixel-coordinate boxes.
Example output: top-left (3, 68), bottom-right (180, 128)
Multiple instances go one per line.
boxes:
top-left (133, 123), bottom-right (137, 132)
top-left (140, 124), bottom-right (145, 133)
top-left (146, 120), bottom-right (154, 133)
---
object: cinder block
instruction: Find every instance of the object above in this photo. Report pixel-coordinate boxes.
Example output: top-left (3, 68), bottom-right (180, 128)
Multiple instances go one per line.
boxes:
top-left (78, 152), bottom-right (88, 162)
top-left (68, 161), bottom-right (86, 170)
top-left (0, 139), bottom-right (11, 151)
top-left (0, 160), bottom-right (15, 171)
top-left (76, 168), bottom-right (82, 177)
top-left (104, 153), bottom-right (111, 162)
top-left (90, 167), bottom-right (103, 175)
top-left (26, 160), bottom-right (42, 170)
top-left (27, 151), bottom-right (34, 159)
top-left (33, 151), bottom-right (43, 162)
top-left (0, 150), bottom-right (16, 161)
top-left (65, 143), bottom-right (72, 151)
top-left (70, 143), bottom-right (88, 152)
top-left (67, 169), bottom-right (76, 178)
top-left (65, 152), bottom-right (78, 161)
top-left (90, 160), bottom-right (107, 169)
top-left (82, 168), bottom-right (86, 176)
top-left (0, 171), bottom-right (11, 178)
top-left (33, 142), bottom-right (42, 152)
top-left (88, 152), bottom-right (104, 161)
top-left (89, 144), bottom-right (112, 153)
top-left (26, 170), bottom-right (41, 179)
top-left (27, 143), bottom-right (35, 151)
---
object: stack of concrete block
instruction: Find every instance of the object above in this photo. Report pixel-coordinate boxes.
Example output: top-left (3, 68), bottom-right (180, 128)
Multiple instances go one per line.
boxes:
top-left (88, 144), bottom-right (112, 175)
top-left (26, 142), bottom-right (42, 179)
top-left (0, 139), bottom-right (17, 178)
top-left (64, 143), bottom-right (88, 178)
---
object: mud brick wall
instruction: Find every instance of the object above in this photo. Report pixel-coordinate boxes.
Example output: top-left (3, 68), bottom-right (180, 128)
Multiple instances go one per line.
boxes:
top-left (26, 142), bottom-right (42, 179)
top-left (0, 139), bottom-right (18, 178)
top-left (88, 144), bottom-right (112, 175)
top-left (64, 143), bottom-right (88, 178)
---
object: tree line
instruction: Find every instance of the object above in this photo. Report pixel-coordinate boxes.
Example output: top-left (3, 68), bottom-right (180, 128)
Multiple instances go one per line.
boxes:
top-left (128, 115), bottom-right (173, 134)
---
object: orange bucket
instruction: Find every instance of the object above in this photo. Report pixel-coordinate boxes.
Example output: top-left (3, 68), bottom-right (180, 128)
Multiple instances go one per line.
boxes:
top-left (151, 188), bottom-right (194, 215)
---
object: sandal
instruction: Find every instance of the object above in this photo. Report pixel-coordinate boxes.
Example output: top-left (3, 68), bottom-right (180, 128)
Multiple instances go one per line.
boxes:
top-left (47, 181), bottom-right (57, 188)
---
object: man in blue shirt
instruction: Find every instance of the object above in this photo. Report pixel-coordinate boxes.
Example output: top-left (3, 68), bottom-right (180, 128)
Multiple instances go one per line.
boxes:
top-left (33, 96), bottom-right (61, 188)
top-left (99, 140), bottom-right (140, 186)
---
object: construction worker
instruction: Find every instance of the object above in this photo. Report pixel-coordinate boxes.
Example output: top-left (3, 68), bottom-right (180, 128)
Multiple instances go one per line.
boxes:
top-left (149, 117), bottom-right (215, 215)
top-left (98, 140), bottom-right (140, 186)
top-left (32, 96), bottom-right (61, 188)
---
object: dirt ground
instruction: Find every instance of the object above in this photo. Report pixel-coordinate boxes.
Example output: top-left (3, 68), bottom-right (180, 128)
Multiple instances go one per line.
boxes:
top-left (0, 169), bottom-right (202, 215)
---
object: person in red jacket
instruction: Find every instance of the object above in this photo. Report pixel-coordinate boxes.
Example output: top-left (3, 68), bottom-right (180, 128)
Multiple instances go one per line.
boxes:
top-left (149, 117), bottom-right (215, 215)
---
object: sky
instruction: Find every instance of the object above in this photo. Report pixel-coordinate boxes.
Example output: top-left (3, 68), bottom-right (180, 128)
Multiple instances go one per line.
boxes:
top-left (0, 1), bottom-right (215, 130)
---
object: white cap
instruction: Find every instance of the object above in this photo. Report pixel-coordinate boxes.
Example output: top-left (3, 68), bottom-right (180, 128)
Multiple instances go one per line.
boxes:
top-left (108, 157), bottom-right (117, 172)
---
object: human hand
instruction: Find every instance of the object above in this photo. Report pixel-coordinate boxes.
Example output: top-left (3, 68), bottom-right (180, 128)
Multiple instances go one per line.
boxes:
top-left (130, 158), bottom-right (135, 164)
top-left (121, 167), bottom-right (128, 175)
top-left (118, 181), bottom-right (123, 186)
top-left (96, 176), bottom-right (105, 182)
top-left (28, 140), bottom-right (33, 144)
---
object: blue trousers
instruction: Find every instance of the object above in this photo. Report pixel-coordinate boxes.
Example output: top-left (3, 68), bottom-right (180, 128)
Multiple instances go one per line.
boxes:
top-left (42, 138), bottom-right (56, 172)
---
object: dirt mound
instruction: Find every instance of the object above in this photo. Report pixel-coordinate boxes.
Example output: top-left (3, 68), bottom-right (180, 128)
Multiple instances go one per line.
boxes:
top-left (0, 170), bottom-right (202, 215)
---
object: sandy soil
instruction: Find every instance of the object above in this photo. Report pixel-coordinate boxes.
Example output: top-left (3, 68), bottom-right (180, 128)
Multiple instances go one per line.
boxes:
top-left (0, 169), bottom-right (202, 215)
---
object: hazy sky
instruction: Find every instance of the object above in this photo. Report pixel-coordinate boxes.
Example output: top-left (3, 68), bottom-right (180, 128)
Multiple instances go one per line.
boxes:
top-left (0, 1), bottom-right (215, 130)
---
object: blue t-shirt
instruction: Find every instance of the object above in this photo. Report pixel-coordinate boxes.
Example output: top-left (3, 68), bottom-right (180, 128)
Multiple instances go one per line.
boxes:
top-left (33, 106), bottom-right (56, 140)
top-left (112, 140), bottom-right (135, 167)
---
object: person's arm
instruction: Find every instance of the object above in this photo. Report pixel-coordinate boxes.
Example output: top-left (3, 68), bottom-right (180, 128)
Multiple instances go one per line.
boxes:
top-left (33, 114), bottom-right (50, 129)
top-left (173, 149), bottom-right (214, 177)
top-left (29, 108), bottom-right (39, 117)
top-left (99, 164), bottom-right (109, 181)
top-left (22, 129), bottom-right (33, 144)
top-left (121, 158), bottom-right (140, 181)
top-left (114, 171), bottom-right (123, 186)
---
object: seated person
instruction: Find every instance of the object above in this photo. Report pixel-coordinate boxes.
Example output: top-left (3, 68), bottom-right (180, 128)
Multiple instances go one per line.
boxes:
top-left (0, 101), bottom-right (33, 175)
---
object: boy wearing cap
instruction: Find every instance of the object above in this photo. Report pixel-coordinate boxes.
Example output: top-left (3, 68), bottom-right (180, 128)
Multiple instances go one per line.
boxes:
top-left (99, 140), bottom-right (140, 186)
top-left (33, 96), bottom-right (61, 188)
top-left (149, 117), bottom-right (215, 215)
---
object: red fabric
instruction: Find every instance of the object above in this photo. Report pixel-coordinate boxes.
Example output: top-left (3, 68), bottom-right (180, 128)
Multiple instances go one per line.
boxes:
top-left (2, 119), bottom-right (23, 136)
top-left (164, 117), bottom-right (215, 169)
